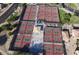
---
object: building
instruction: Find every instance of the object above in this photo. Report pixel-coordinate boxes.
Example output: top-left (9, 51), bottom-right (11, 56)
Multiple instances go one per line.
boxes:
top-left (10, 4), bottom-right (65, 55)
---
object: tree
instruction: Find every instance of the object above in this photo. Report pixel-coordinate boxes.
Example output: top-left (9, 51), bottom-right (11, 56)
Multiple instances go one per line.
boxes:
top-left (64, 13), bottom-right (71, 24)
top-left (59, 9), bottom-right (71, 24)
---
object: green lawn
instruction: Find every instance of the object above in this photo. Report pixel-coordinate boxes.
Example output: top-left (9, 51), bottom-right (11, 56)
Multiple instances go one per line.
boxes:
top-left (59, 9), bottom-right (71, 24)
top-left (59, 9), bottom-right (79, 24)
top-left (70, 15), bottom-right (79, 24)
top-left (68, 3), bottom-right (77, 9)
top-left (59, 9), bottom-right (66, 24)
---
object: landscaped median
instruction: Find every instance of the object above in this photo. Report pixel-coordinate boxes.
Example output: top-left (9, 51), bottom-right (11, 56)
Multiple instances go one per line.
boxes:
top-left (0, 11), bottom-right (19, 33)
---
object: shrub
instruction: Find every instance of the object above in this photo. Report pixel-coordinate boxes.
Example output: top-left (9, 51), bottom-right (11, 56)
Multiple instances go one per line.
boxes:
top-left (8, 32), bottom-right (13, 36)
top-left (1, 23), bottom-right (13, 31)
top-left (0, 27), bottom-right (3, 33)
top-left (7, 12), bottom-right (19, 23)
